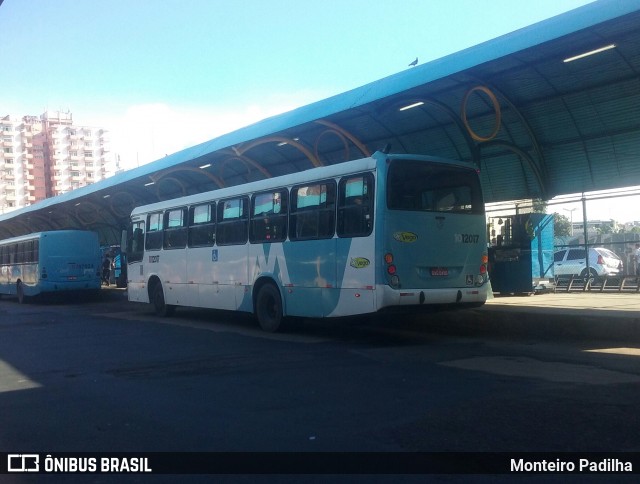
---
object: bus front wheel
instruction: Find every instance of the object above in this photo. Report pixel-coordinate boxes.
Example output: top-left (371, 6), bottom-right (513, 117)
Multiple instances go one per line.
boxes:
top-left (255, 283), bottom-right (283, 332)
top-left (152, 283), bottom-right (175, 317)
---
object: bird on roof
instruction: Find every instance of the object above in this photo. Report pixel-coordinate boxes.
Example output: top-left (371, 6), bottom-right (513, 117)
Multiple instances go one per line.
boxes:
top-left (408, 57), bottom-right (418, 67)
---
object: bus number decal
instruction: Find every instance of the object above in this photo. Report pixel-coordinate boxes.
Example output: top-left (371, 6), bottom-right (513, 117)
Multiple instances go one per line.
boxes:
top-left (148, 255), bottom-right (160, 263)
top-left (454, 234), bottom-right (479, 244)
top-left (350, 257), bottom-right (370, 269)
top-left (393, 232), bottom-right (417, 243)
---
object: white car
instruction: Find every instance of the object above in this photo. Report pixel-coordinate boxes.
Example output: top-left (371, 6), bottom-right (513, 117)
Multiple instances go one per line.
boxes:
top-left (553, 247), bottom-right (623, 278)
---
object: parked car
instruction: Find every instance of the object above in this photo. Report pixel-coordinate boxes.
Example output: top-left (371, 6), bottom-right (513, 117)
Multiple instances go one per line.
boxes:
top-left (553, 247), bottom-right (623, 278)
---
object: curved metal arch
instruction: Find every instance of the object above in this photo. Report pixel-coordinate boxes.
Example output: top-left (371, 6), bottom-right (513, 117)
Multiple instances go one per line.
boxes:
top-left (0, 224), bottom-right (20, 239)
top-left (219, 156), bottom-right (254, 185)
top-left (376, 96), bottom-right (480, 165)
top-left (3, 218), bottom-right (35, 238)
top-left (232, 136), bottom-right (322, 167)
top-left (218, 150), bottom-right (274, 180)
top-left (155, 176), bottom-right (187, 201)
top-left (23, 213), bottom-right (61, 232)
top-left (480, 140), bottom-right (547, 199)
top-left (314, 128), bottom-right (353, 164)
top-left (313, 120), bottom-right (371, 158)
top-left (461, 85), bottom-right (502, 143)
top-left (149, 165), bottom-right (225, 188)
top-left (109, 190), bottom-right (141, 219)
top-left (75, 200), bottom-right (101, 226)
top-left (478, 81), bottom-right (549, 183)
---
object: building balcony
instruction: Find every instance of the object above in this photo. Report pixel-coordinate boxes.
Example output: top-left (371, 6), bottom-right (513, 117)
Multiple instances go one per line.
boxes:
top-left (25, 174), bottom-right (35, 180)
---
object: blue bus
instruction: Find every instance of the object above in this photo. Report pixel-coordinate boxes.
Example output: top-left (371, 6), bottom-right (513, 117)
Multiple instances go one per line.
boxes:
top-left (124, 151), bottom-right (489, 331)
top-left (0, 230), bottom-right (102, 303)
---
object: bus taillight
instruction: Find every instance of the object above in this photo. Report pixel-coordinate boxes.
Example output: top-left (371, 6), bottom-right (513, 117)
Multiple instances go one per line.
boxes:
top-left (476, 253), bottom-right (489, 286)
top-left (384, 252), bottom-right (400, 288)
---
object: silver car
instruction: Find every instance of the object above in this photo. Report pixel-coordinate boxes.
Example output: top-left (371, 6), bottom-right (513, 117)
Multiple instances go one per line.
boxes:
top-left (554, 247), bottom-right (623, 278)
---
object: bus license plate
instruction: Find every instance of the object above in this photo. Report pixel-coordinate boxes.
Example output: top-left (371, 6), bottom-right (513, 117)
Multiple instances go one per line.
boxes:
top-left (430, 268), bottom-right (449, 276)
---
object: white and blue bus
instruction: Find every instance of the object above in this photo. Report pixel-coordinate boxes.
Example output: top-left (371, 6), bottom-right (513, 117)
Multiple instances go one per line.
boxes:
top-left (0, 230), bottom-right (102, 303)
top-left (124, 151), bottom-right (489, 331)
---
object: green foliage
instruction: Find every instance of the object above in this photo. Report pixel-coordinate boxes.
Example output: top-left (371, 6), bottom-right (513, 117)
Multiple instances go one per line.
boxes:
top-left (553, 212), bottom-right (572, 237)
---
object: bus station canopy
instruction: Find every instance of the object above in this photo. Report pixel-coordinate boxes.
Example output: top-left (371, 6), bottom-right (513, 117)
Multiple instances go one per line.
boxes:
top-left (1, 0), bottom-right (639, 244)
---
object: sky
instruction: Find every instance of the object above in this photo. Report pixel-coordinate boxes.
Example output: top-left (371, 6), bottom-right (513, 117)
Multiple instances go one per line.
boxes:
top-left (2, 0), bottom-right (637, 222)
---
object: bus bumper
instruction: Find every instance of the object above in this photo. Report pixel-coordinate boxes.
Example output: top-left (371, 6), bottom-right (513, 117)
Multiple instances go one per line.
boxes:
top-left (38, 279), bottom-right (101, 293)
top-left (378, 284), bottom-right (488, 309)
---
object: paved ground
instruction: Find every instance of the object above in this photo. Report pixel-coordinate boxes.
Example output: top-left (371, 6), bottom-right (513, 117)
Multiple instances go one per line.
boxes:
top-left (1, 288), bottom-right (639, 482)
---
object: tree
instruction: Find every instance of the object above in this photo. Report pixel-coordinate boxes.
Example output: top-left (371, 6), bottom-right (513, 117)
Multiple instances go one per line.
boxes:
top-left (553, 212), bottom-right (572, 237)
top-left (532, 198), bottom-right (548, 213)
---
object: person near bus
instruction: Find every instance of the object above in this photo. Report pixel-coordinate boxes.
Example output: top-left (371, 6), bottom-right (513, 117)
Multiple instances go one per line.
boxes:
top-left (101, 253), bottom-right (112, 286)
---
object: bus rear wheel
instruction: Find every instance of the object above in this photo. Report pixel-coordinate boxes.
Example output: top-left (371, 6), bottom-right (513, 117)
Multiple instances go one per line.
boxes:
top-left (255, 283), bottom-right (283, 332)
top-left (153, 283), bottom-right (175, 317)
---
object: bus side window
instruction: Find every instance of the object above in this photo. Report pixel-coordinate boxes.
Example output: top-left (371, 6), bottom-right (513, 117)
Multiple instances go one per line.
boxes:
top-left (145, 212), bottom-right (163, 251)
top-left (217, 197), bottom-right (249, 246)
top-left (189, 203), bottom-right (216, 247)
top-left (163, 207), bottom-right (187, 249)
top-left (290, 181), bottom-right (336, 241)
top-left (250, 190), bottom-right (288, 244)
top-left (337, 173), bottom-right (374, 238)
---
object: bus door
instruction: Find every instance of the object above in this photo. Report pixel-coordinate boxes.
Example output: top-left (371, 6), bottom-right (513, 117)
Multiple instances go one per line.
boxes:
top-left (203, 197), bottom-right (249, 311)
top-left (333, 173), bottom-right (377, 317)
top-left (284, 181), bottom-right (337, 318)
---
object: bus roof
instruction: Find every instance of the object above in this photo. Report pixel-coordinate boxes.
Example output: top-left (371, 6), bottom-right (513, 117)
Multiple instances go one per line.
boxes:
top-left (0, 230), bottom-right (97, 245)
top-left (131, 154), bottom-right (379, 217)
top-left (129, 152), bottom-right (478, 217)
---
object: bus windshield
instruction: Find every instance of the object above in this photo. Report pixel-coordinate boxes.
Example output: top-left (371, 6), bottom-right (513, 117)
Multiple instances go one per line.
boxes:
top-left (387, 159), bottom-right (484, 214)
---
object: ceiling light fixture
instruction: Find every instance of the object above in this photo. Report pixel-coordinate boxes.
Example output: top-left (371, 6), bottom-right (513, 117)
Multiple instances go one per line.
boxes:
top-left (399, 101), bottom-right (425, 111)
top-left (144, 182), bottom-right (155, 186)
top-left (199, 163), bottom-right (211, 169)
top-left (563, 44), bottom-right (616, 63)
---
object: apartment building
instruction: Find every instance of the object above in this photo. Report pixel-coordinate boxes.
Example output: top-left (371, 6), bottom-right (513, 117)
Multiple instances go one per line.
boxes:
top-left (0, 111), bottom-right (116, 214)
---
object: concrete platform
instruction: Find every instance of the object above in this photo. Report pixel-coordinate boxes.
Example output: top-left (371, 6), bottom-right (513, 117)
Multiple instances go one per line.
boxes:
top-left (457, 292), bottom-right (640, 343)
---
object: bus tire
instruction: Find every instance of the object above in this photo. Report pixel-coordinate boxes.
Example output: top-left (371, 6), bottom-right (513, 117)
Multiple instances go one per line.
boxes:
top-left (17, 281), bottom-right (26, 304)
top-left (255, 283), bottom-right (283, 332)
top-left (153, 282), bottom-right (175, 317)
